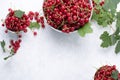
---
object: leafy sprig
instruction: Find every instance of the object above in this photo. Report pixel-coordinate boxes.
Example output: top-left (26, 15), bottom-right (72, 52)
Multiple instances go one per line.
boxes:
top-left (92, 0), bottom-right (120, 54)
top-left (4, 49), bottom-right (14, 60)
top-left (0, 40), bottom-right (6, 52)
top-left (0, 40), bottom-right (15, 60)
top-left (92, 0), bottom-right (115, 27)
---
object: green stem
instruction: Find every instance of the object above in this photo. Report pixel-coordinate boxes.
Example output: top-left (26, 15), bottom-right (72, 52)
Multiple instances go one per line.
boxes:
top-left (4, 54), bottom-right (14, 60)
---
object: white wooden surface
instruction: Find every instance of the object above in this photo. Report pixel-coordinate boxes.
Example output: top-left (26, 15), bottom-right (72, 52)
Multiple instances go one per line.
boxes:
top-left (0, 0), bottom-right (120, 80)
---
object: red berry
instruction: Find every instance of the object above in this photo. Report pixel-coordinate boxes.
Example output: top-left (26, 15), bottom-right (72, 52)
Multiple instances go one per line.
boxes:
top-left (8, 8), bottom-right (12, 11)
top-left (24, 29), bottom-right (27, 33)
top-left (18, 35), bottom-right (22, 38)
top-left (35, 12), bottom-right (39, 17)
top-left (2, 24), bottom-right (4, 27)
top-left (33, 31), bottom-right (37, 36)
top-left (9, 45), bottom-right (12, 48)
top-left (100, 1), bottom-right (104, 6)
top-left (9, 39), bottom-right (21, 53)
top-left (18, 39), bottom-right (22, 43)
top-left (5, 30), bottom-right (8, 33)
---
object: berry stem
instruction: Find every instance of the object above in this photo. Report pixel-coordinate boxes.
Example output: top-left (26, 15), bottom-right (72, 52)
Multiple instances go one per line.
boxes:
top-left (110, 25), bottom-right (115, 32)
top-left (4, 54), bottom-right (14, 60)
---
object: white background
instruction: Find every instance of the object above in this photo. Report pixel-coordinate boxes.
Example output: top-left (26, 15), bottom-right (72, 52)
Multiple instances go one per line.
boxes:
top-left (0, 0), bottom-right (120, 80)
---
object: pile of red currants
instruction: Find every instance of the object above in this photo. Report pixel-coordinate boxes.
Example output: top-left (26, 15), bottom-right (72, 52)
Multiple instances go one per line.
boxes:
top-left (94, 65), bottom-right (120, 80)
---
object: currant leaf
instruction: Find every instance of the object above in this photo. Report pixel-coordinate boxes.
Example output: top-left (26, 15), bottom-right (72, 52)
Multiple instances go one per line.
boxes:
top-left (111, 28), bottom-right (120, 45)
top-left (115, 40), bottom-right (120, 54)
top-left (78, 22), bottom-right (93, 37)
top-left (116, 12), bottom-right (120, 28)
top-left (103, 0), bottom-right (120, 13)
top-left (117, 12), bottom-right (120, 20)
top-left (92, 4), bottom-right (114, 27)
top-left (93, 0), bottom-right (100, 3)
top-left (0, 40), bottom-right (6, 52)
top-left (14, 10), bottom-right (25, 18)
top-left (100, 31), bottom-right (112, 48)
top-left (29, 22), bottom-right (40, 29)
top-left (111, 35), bottom-right (117, 45)
top-left (111, 70), bottom-right (119, 80)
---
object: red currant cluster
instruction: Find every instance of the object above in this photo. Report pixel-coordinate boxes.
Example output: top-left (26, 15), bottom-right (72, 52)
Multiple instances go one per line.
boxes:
top-left (40, 16), bottom-right (45, 28)
top-left (9, 39), bottom-right (21, 53)
top-left (3, 9), bottom-right (30, 32)
top-left (94, 65), bottom-right (120, 80)
top-left (28, 11), bottom-right (45, 28)
top-left (43, 0), bottom-right (92, 33)
top-left (27, 11), bottom-right (45, 36)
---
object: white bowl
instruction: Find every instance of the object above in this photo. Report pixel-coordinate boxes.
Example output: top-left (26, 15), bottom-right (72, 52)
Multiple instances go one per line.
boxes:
top-left (43, 0), bottom-right (93, 34)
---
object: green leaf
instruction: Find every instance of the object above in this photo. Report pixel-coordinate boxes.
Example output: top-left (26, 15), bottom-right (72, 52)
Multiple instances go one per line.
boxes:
top-left (78, 22), bottom-right (93, 37)
top-left (111, 28), bottom-right (120, 45)
top-left (116, 20), bottom-right (120, 28)
top-left (114, 27), bottom-right (120, 35)
top-left (103, 0), bottom-right (120, 14)
top-left (93, 0), bottom-right (100, 3)
top-left (111, 35), bottom-right (120, 45)
top-left (116, 12), bottom-right (120, 28)
top-left (111, 35), bottom-right (117, 45)
top-left (14, 10), bottom-right (25, 18)
top-left (92, 6), bottom-right (114, 27)
top-left (0, 40), bottom-right (6, 52)
top-left (100, 31), bottom-right (112, 48)
top-left (111, 70), bottom-right (119, 80)
top-left (29, 22), bottom-right (40, 29)
top-left (115, 40), bottom-right (120, 54)
top-left (117, 12), bottom-right (120, 20)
